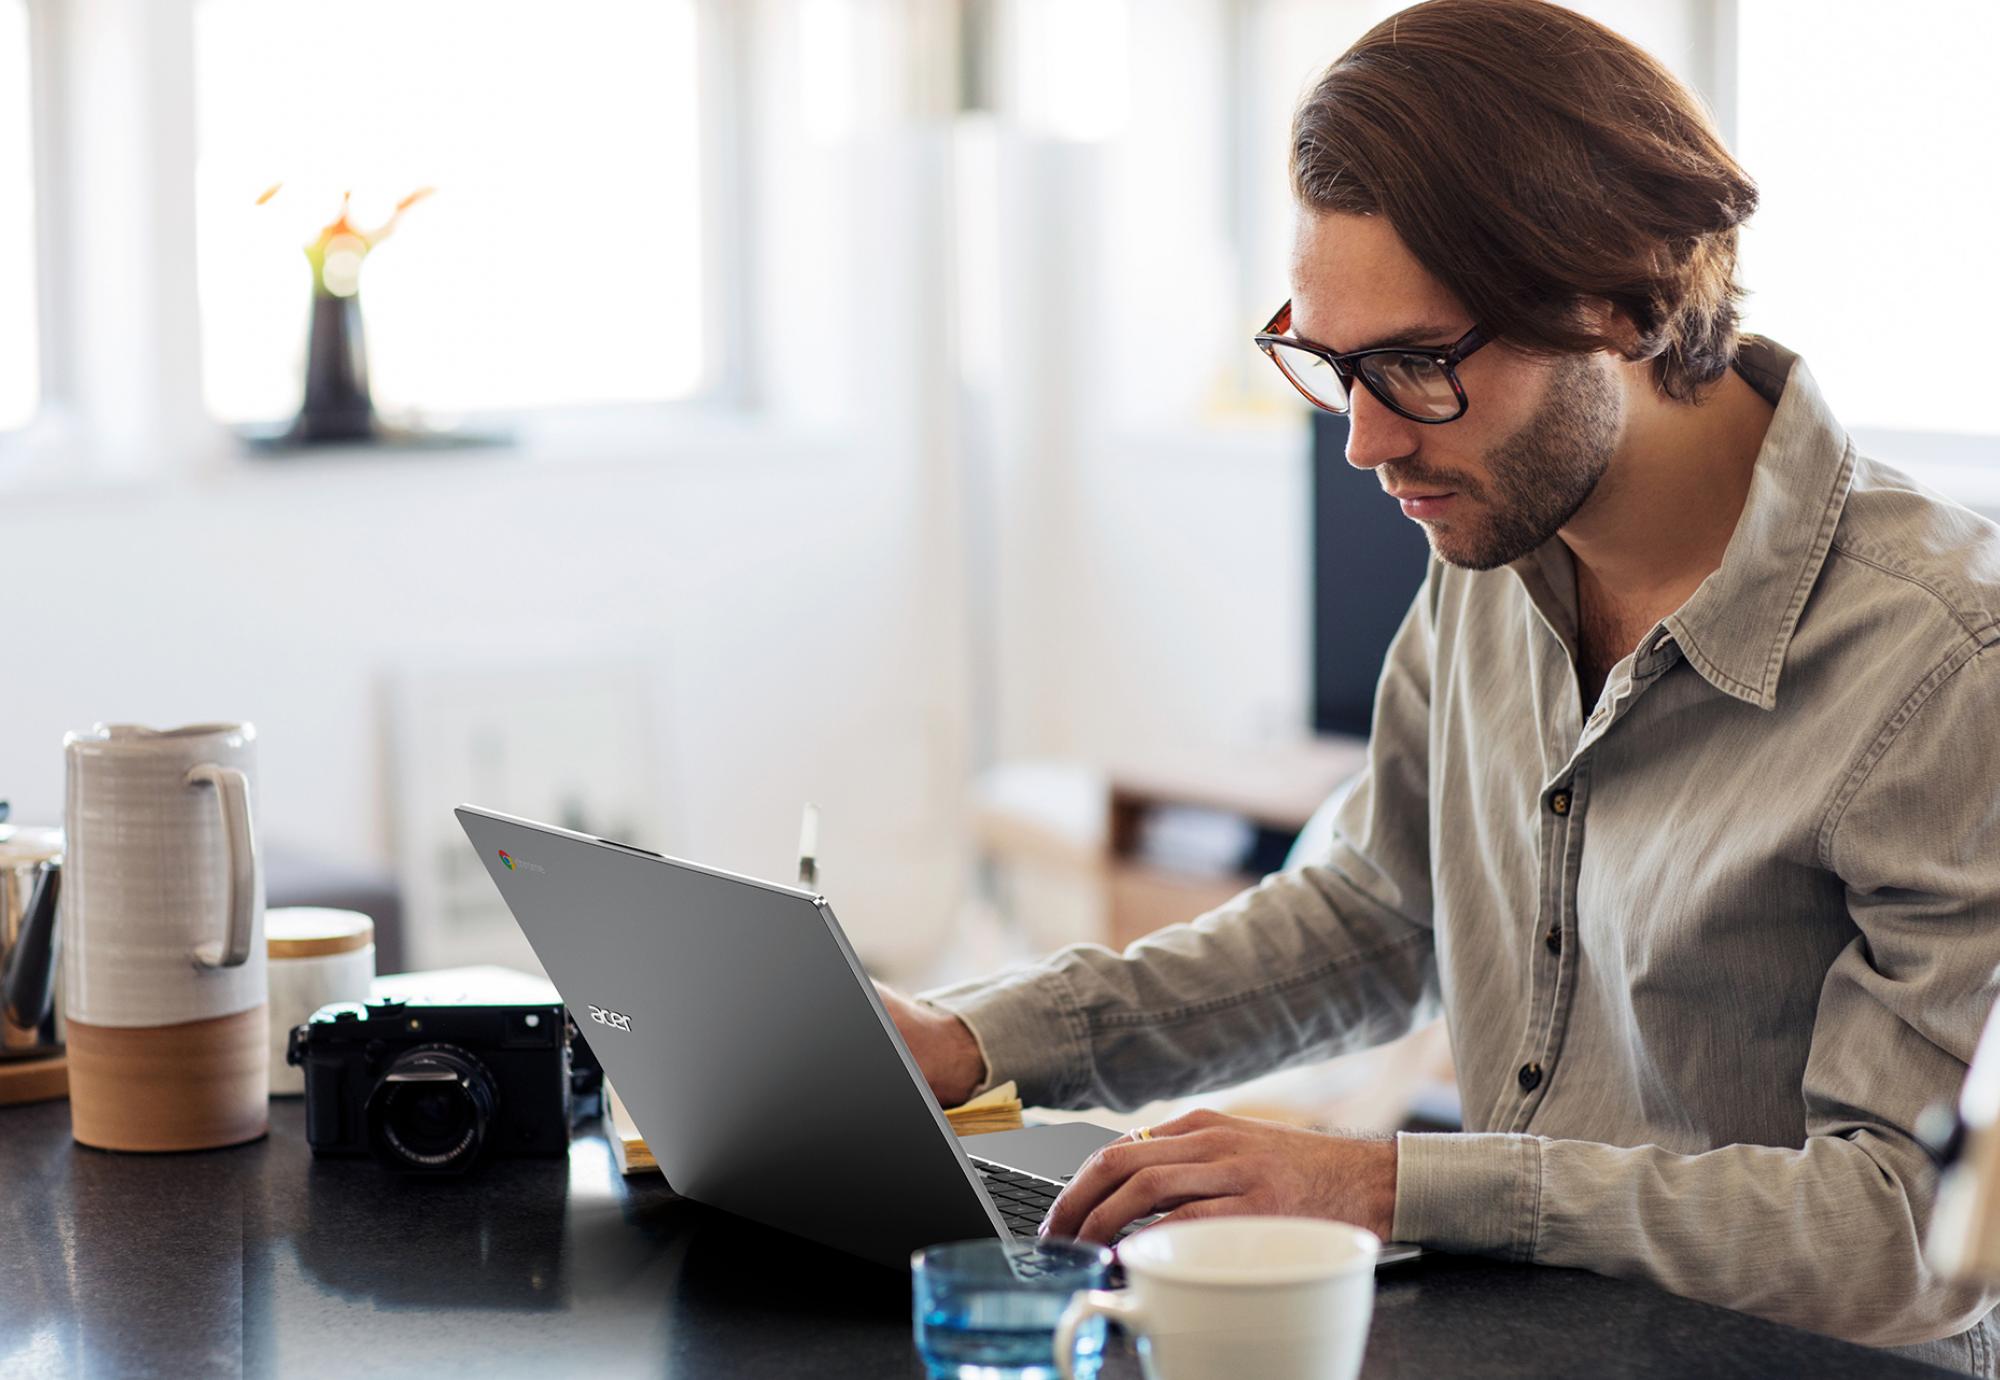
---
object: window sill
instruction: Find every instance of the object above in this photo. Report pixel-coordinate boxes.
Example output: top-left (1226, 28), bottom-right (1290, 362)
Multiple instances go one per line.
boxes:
top-left (0, 403), bottom-right (861, 505)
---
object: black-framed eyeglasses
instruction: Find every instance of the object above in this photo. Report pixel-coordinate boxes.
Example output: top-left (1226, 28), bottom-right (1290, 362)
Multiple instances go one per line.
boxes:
top-left (1253, 299), bottom-right (1490, 424)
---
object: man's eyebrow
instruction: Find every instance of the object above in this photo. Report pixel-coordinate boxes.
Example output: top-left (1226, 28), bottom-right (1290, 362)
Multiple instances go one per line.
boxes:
top-left (1299, 322), bottom-right (1462, 353)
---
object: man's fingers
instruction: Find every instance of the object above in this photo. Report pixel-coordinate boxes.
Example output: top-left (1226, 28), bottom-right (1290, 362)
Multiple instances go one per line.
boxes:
top-left (1040, 1133), bottom-right (1221, 1239)
top-left (1149, 1106), bottom-right (1233, 1137)
top-left (1072, 1162), bottom-right (1239, 1245)
top-left (1141, 1195), bottom-right (1254, 1232)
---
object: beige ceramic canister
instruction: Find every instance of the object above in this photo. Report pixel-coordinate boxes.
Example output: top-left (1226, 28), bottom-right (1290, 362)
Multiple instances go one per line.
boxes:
top-left (265, 907), bottom-right (375, 1095)
top-left (62, 723), bottom-right (268, 1151)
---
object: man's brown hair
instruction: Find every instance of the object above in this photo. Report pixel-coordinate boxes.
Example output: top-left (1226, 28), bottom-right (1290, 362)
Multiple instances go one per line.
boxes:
top-left (1291, 0), bottom-right (1758, 402)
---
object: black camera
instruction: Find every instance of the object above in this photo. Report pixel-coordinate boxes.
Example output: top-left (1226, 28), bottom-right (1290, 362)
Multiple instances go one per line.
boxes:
top-left (287, 997), bottom-right (572, 1172)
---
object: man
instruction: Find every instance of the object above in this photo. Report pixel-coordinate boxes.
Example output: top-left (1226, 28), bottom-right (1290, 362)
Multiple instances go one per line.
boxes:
top-left (883, 0), bottom-right (2000, 1370)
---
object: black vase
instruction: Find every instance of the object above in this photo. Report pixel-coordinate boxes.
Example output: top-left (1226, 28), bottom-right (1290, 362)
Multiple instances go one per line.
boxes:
top-left (294, 288), bottom-right (377, 443)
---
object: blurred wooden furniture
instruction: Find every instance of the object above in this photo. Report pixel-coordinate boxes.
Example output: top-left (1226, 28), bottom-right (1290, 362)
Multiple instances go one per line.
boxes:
top-left (970, 737), bottom-right (1370, 953)
top-left (1102, 737), bottom-right (1368, 950)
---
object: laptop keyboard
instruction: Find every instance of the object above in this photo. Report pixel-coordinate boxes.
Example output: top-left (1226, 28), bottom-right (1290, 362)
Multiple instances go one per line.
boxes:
top-left (970, 1156), bottom-right (1148, 1244)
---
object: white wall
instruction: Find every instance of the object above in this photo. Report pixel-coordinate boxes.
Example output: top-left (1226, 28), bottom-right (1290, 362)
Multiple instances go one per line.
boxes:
top-left (0, 428), bottom-right (969, 973)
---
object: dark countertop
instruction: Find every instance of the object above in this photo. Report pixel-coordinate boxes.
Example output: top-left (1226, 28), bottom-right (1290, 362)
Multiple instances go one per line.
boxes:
top-left (0, 1098), bottom-right (1953, 1379)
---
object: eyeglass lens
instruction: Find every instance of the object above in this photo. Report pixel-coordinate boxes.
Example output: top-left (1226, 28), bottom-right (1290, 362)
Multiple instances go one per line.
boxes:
top-left (1269, 342), bottom-right (1348, 411)
top-left (1268, 342), bottom-right (1461, 421)
top-left (1355, 354), bottom-right (1460, 421)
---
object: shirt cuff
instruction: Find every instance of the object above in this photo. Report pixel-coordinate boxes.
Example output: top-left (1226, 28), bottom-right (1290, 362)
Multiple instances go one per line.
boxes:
top-left (918, 963), bottom-right (1089, 1108)
top-left (1393, 1131), bottom-right (1544, 1262)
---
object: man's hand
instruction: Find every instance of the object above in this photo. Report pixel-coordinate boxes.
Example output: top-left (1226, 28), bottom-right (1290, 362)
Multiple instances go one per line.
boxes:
top-left (874, 982), bottom-right (987, 1108)
top-left (1041, 1107), bottom-right (1397, 1245)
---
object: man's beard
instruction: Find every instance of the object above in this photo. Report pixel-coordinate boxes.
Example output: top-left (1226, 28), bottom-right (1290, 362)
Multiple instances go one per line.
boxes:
top-left (1381, 353), bottom-right (1622, 572)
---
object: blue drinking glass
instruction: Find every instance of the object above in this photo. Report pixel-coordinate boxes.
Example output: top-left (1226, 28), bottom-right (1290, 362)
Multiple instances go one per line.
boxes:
top-left (912, 1237), bottom-right (1114, 1380)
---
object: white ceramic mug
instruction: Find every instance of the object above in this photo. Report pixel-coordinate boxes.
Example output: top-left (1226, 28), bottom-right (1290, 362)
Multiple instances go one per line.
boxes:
top-left (62, 722), bottom-right (268, 1150)
top-left (1055, 1218), bottom-right (1380, 1380)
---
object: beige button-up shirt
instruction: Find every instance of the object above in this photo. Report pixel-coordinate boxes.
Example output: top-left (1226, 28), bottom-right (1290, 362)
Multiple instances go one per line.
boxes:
top-left (927, 339), bottom-right (2000, 1373)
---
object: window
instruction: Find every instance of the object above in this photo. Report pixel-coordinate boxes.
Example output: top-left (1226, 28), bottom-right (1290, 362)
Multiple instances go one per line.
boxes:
top-left (1735, 0), bottom-right (1999, 440)
top-left (0, 0), bottom-right (37, 431)
top-left (194, 0), bottom-right (706, 425)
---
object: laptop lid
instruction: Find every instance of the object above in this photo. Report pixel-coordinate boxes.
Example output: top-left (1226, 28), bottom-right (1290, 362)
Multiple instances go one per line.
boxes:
top-left (454, 806), bottom-right (1006, 1268)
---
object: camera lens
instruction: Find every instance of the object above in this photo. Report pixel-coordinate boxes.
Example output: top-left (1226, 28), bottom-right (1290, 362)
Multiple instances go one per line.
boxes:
top-left (365, 1046), bottom-right (498, 1172)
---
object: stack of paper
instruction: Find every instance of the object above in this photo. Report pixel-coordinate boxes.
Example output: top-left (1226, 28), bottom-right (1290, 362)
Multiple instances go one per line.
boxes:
top-left (943, 1080), bottom-right (1025, 1136)
top-left (604, 1083), bottom-right (658, 1177)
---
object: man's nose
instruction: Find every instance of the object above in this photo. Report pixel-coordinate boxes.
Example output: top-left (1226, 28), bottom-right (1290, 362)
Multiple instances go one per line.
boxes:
top-left (1342, 384), bottom-right (1421, 472)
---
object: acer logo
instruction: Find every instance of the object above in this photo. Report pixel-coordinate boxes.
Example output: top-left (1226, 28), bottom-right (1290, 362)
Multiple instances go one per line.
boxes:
top-left (588, 1005), bottom-right (632, 1033)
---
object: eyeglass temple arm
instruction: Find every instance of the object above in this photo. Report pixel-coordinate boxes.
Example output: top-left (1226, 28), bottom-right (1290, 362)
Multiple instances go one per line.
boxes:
top-left (1446, 324), bottom-right (1489, 365)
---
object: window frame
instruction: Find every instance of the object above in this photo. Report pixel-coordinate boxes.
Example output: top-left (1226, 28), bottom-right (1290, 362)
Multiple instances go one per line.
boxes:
top-left (2, 0), bottom-right (759, 481)
top-left (9, 0), bottom-right (1994, 504)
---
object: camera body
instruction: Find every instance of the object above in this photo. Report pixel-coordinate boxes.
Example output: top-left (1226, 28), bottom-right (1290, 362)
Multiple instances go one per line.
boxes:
top-left (287, 997), bottom-right (572, 1171)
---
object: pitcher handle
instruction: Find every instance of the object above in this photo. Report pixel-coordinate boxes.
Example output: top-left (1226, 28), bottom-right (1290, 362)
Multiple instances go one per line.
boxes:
top-left (187, 764), bottom-right (257, 968)
top-left (1056, 1288), bottom-right (1145, 1380)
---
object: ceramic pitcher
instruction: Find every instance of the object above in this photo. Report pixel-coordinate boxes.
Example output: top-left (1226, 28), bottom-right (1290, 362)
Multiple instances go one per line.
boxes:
top-left (63, 723), bottom-right (268, 1150)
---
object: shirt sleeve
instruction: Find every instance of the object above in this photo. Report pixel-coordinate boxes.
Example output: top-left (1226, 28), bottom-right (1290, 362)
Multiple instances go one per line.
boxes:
top-left (922, 570), bottom-right (1441, 1112)
top-left (1396, 634), bottom-right (2000, 1349)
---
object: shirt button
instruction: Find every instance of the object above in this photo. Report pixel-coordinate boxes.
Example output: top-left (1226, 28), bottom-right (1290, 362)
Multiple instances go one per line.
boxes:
top-left (1545, 926), bottom-right (1562, 954)
top-left (1550, 791), bottom-right (1571, 816)
top-left (1519, 1062), bottom-right (1543, 1092)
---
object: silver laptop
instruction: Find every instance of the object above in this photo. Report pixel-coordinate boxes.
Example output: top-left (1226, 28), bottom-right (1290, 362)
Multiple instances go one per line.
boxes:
top-left (457, 805), bottom-right (1421, 1270)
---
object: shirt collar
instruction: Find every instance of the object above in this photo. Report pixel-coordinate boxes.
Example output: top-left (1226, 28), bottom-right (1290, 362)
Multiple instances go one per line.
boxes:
top-left (1505, 337), bottom-right (1854, 712)
top-left (1660, 337), bottom-right (1855, 710)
